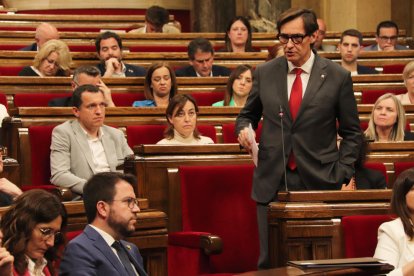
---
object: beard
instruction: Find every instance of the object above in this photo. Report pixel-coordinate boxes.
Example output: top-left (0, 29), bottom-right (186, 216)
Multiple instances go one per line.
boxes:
top-left (107, 209), bottom-right (135, 239)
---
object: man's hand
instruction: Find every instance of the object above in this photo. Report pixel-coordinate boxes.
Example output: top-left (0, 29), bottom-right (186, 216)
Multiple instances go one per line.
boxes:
top-left (341, 177), bottom-right (356, 191)
top-left (97, 80), bottom-right (115, 107)
top-left (103, 58), bottom-right (122, 77)
top-left (238, 127), bottom-right (255, 153)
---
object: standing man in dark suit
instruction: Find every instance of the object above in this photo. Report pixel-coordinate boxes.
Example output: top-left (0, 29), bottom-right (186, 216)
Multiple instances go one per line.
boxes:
top-left (175, 37), bottom-right (231, 77)
top-left (338, 29), bottom-right (378, 75)
top-left (236, 8), bottom-right (361, 269)
top-left (363, 20), bottom-right (409, 51)
top-left (20, 22), bottom-right (59, 51)
top-left (95, 31), bottom-right (146, 77)
top-left (59, 172), bottom-right (147, 276)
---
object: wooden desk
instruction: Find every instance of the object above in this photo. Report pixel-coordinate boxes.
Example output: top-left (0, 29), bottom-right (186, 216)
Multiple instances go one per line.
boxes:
top-left (0, 200), bottom-right (168, 276)
top-left (268, 190), bottom-right (391, 267)
top-left (124, 144), bottom-right (253, 231)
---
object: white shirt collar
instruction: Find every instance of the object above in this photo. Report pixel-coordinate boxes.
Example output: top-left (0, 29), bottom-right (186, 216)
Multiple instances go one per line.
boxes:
top-left (26, 255), bottom-right (48, 276)
top-left (287, 50), bottom-right (315, 74)
top-left (89, 224), bottom-right (116, 247)
top-left (79, 124), bottom-right (104, 140)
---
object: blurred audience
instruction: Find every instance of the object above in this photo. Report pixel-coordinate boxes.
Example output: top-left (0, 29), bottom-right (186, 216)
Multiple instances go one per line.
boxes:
top-left (266, 44), bottom-right (284, 61)
top-left (18, 39), bottom-right (72, 77)
top-left (133, 62), bottom-right (177, 107)
top-left (217, 16), bottom-right (256, 53)
top-left (95, 31), bottom-right (146, 77)
top-left (157, 94), bottom-right (214, 145)
top-left (374, 168), bottom-right (414, 275)
top-left (213, 64), bottom-right (253, 107)
top-left (20, 23), bottom-right (59, 51)
top-left (363, 20), bottom-right (409, 51)
top-left (338, 29), bottom-right (378, 75)
top-left (313, 18), bottom-right (336, 51)
top-left (364, 93), bottom-right (414, 141)
top-left (129, 5), bottom-right (179, 33)
top-left (175, 37), bottom-right (231, 77)
top-left (0, 147), bottom-right (22, 206)
top-left (0, 189), bottom-right (67, 275)
top-left (396, 61), bottom-right (414, 104)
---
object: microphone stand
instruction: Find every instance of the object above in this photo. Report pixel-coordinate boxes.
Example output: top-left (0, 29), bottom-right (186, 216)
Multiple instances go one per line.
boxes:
top-left (279, 105), bottom-right (288, 192)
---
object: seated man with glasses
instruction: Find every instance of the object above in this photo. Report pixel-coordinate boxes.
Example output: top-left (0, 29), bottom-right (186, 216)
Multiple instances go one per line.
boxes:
top-left (363, 20), bottom-right (409, 51)
top-left (50, 85), bottom-right (133, 197)
top-left (313, 18), bottom-right (336, 51)
top-left (60, 172), bottom-right (147, 276)
top-left (175, 37), bottom-right (231, 77)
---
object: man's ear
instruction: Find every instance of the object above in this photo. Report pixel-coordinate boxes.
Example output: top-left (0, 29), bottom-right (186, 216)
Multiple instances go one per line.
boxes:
top-left (72, 107), bottom-right (80, 118)
top-left (189, 59), bottom-right (194, 66)
top-left (309, 31), bottom-right (317, 44)
top-left (96, 201), bottom-right (109, 219)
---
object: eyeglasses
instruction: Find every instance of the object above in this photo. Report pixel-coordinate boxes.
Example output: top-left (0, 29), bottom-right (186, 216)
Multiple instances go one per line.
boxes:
top-left (84, 102), bottom-right (108, 111)
top-left (38, 227), bottom-right (62, 242)
top-left (112, 197), bottom-right (139, 209)
top-left (378, 36), bottom-right (397, 42)
top-left (278, 33), bottom-right (308, 44)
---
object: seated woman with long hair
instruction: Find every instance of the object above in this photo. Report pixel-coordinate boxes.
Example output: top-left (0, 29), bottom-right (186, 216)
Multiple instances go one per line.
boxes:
top-left (157, 94), bottom-right (214, 145)
top-left (133, 62), bottom-right (177, 107)
top-left (212, 64), bottom-right (253, 107)
top-left (396, 61), bottom-right (414, 104)
top-left (364, 93), bottom-right (414, 141)
top-left (0, 189), bottom-right (67, 276)
top-left (18, 39), bottom-right (72, 77)
top-left (216, 16), bottom-right (256, 53)
top-left (374, 168), bottom-right (414, 275)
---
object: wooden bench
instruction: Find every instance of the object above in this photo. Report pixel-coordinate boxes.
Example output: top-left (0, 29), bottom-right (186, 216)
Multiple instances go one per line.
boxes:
top-left (0, 199), bottom-right (168, 276)
top-left (269, 190), bottom-right (392, 267)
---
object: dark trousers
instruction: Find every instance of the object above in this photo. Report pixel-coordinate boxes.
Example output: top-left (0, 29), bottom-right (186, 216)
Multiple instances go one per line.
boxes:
top-left (256, 167), bottom-right (307, 269)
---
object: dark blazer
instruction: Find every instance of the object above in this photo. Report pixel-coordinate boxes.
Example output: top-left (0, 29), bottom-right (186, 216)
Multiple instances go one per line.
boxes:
top-left (357, 65), bottom-right (378, 74)
top-left (59, 225), bottom-right (147, 276)
top-left (175, 65), bottom-right (231, 77)
top-left (18, 66), bottom-right (67, 77)
top-left (95, 63), bottom-right (146, 77)
top-left (19, 43), bottom-right (37, 51)
top-left (363, 43), bottom-right (409, 51)
top-left (48, 96), bottom-right (73, 107)
top-left (355, 167), bottom-right (387, 189)
top-left (236, 54), bottom-right (362, 203)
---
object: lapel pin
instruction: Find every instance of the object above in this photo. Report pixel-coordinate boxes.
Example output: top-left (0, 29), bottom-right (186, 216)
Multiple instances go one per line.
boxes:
top-left (126, 244), bottom-right (132, 250)
top-left (128, 69), bottom-right (133, 73)
top-left (321, 74), bottom-right (326, 79)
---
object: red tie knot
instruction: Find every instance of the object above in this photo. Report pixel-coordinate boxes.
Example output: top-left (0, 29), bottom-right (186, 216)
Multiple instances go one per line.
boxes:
top-left (293, 68), bottom-right (303, 76)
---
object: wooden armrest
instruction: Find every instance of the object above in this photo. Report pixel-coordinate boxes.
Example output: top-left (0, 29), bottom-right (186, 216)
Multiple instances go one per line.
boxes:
top-left (56, 187), bottom-right (74, 201)
top-left (200, 234), bottom-right (222, 255)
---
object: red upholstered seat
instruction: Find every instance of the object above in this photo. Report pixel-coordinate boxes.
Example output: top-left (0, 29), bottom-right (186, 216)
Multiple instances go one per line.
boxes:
top-left (0, 45), bottom-right (26, 50)
top-left (168, 164), bottom-right (259, 275)
top-left (14, 93), bottom-right (70, 107)
top-left (68, 45), bottom-right (97, 52)
top-left (0, 66), bottom-right (25, 76)
top-left (129, 45), bottom-right (188, 52)
top-left (382, 64), bottom-right (406, 74)
top-left (126, 124), bottom-right (217, 148)
top-left (190, 91), bottom-right (225, 106)
top-left (360, 89), bottom-right (406, 104)
top-left (342, 215), bottom-right (395, 258)
top-left (394, 162), bottom-right (414, 180)
top-left (222, 122), bottom-right (262, 143)
top-left (111, 93), bottom-right (146, 106)
top-left (26, 125), bottom-right (57, 191)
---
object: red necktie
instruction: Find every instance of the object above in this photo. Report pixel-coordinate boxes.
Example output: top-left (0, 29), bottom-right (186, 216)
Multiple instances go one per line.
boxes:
top-left (287, 68), bottom-right (303, 170)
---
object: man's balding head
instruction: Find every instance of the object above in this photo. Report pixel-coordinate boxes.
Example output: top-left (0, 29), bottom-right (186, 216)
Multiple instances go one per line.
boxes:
top-left (35, 23), bottom-right (60, 49)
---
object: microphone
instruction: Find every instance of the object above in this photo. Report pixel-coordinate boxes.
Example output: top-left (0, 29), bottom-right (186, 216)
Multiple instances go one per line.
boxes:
top-left (279, 105), bottom-right (288, 192)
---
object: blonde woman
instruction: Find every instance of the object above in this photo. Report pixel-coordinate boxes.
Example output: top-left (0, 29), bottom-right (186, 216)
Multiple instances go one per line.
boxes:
top-left (19, 39), bottom-right (72, 77)
top-left (396, 61), bottom-right (414, 104)
top-left (364, 93), bottom-right (414, 141)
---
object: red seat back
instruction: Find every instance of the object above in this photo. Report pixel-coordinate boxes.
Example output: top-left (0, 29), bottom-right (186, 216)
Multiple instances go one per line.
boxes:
top-left (14, 93), bottom-right (70, 107)
top-left (222, 123), bottom-right (262, 143)
top-left (112, 93), bottom-right (146, 106)
top-left (197, 125), bottom-right (217, 143)
top-left (394, 162), bottom-right (414, 180)
top-left (178, 164), bottom-right (258, 273)
top-left (0, 66), bottom-right (25, 76)
top-left (342, 215), bottom-right (394, 258)
top-left (361, 89), bottom-right (406, 104)
top-left (382, 64), bottom-right (406, 74)
top-left (190, 91), bottom-right (225, 106)
top-left (29, 125), bottom-right (56, 186)
top-left (129, 45), bottom-right (188, 52)
top-left (364, 162), bottom-right (388, 184)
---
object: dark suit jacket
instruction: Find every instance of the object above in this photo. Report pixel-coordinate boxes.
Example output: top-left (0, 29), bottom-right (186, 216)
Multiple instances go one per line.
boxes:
top-left (357, 65), bottom-right (378, 74)
top-left (19, 43), bottom-right (37, 51)
top-left (48, 96), bottom-right (73, 107)
top-left (95, 63), bottom-right (146, 77)
top-left (363, 43), bottom-right (409, 51)
top-left (236, 54), bottom-right (362, 203)
top-left (355, 167), bottom-right (387, 189)
top-left (18, 66), bottom-right (67, 77)
top-left (59, 225), bottom-right (147, 276)
top-left (175, 65), bottom-right (231, 77)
